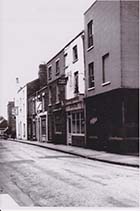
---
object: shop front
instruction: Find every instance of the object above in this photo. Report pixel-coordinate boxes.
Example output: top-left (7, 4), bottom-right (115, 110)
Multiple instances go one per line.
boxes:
top-left (66, 97), bottom-right (85, 147)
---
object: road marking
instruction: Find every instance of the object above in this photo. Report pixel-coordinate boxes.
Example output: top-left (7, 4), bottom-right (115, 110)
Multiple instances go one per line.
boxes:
top-left (0, 194), bottom-right (19, 208)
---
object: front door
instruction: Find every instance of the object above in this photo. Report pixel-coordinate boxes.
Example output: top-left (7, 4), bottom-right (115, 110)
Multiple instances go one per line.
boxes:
top-left (67, 114), bottom-right (72, 145)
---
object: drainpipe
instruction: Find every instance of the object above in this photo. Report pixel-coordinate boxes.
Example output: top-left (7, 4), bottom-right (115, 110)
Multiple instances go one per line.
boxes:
top-left (81, 32), bottom-right (87, 147)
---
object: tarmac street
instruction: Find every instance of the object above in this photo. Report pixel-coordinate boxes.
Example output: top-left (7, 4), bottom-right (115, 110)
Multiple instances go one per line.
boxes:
top-left (0, 139), bottom-right (139, 207)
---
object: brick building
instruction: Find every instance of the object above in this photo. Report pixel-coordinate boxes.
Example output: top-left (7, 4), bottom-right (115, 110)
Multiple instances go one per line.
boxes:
top-left (27, 64), bottom-right (48, 142)
top-left (35, 64), bottom-right (48, 142)
top-left (84, 0), bottom-right (139, 152)
top-left (47, 49), bottom-right (67, 144)
top-left (27, 78), bottom-right (40, 140)
top-left (0, 116), bottom-right (8, 137)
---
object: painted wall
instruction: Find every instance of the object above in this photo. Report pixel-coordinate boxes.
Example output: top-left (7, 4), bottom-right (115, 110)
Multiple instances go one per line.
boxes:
top-left (121, 0), bottom-right (139, 88)
top-left (84, 0), bottom-right (121, 97)
top-left (65, 32), bottom-right (85, 99)
top-left (84, 0), bottom-right (139, 98)
top-left (15, 85), bottom-right (27, 140)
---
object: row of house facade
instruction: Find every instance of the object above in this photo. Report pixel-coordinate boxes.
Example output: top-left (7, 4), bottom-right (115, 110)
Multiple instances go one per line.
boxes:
top-left (14, 0), bottom-right (139, 152)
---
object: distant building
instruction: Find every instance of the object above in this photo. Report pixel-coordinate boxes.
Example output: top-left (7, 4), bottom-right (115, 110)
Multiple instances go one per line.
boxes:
top-left (7, 101), bottom-right (16, 138)
top-left (35, 64), bottom-right (48, 142)
top-left (15, 85), bottom-right (28, 140)
top-left (27, 78), bottom-right (40, 141)
top-left (0, 117), bottom-right (8, 137)
top-left (15, 77), bottom-right (40, 140)
top-left (84, 0), bottom-right (139, 151)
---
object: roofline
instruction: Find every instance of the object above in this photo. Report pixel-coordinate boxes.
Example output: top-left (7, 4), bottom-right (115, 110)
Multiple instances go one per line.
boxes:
top-left (64, 30), bottom-right (84, 49)
top-left (17, 78), bottom-right (39, 93)
top-left (47, 30), bottom-right (84, 65)
top-left (47, 49), bottom-right (64, 65)
top-left (17, 84), bottom-right (27, 93)
top-left (28, 85), bottom-right (48, 99)
top-left (84, 0), bottom-right (97, 15)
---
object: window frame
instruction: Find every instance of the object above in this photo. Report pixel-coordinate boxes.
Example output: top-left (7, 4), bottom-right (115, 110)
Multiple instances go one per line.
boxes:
top-left (41, 118), bottom-right (46, 135)
top-left (48, 86), bottom-right (52, 106)
top-left (74, 71), bottom-right (79, 94)
top-left (88, 62), bottom-right (95, 89)
top-left (48, 65), bottom-right (52, 80)
top-left (102, 53), bottom-right (110, 85)
top-left (64, 53), bottom-right (68, 69)
top-left (54, 113), bottom-right (62, 134)
top-left (87, 20), bottom-right (94, 49)
top-left (55, 84), bottom-right (60, 103)
top-left (71, 112), bottom-right (85, 135)
top-left (73, 45), bottom-right (78, 63)
top-left (55, 59), bottom-right (60, 75)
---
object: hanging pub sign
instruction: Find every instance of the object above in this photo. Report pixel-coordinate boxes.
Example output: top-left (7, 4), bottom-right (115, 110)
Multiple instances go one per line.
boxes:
top-left (57, 77), bottom-right (68, 85)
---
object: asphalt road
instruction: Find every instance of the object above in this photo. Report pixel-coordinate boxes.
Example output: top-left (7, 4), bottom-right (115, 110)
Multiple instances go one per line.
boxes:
top-left (0, 139), bottom-right (139, 207)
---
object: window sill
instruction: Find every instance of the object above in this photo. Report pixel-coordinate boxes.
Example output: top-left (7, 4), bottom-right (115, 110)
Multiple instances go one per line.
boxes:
top-left (55, 101), bottom-right (60, 105)
top-left (73, 59), bottom-right (78, 64)
top-left (48, 104), bottom-right (52, 107)
top-left (72, 133), bottom-right (85, 136)
top-left (101, 81), bottom-right (111, 87)
top-left (87, 45), bottom-right (94, 52)
top-left (55, 72), bottom-right (60, 76)
top-left (64, 66), bottom-right (68, 70)
top-left (88, 87), bottom-right (95, 91)
top-left (55, 132), bottom-right (62, 135)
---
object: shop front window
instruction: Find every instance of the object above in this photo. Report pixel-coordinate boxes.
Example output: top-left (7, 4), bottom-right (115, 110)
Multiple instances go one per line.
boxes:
top-left (71, 112), bottom-right (85, 134)
top-left (41, 118), bottom-right (46, 135)
top-left (55, 113), bottom-right (62, 133)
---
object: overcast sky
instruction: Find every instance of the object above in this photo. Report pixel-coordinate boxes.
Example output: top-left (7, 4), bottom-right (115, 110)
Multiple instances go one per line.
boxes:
top-left (0, 0), bottom-right (95, 119)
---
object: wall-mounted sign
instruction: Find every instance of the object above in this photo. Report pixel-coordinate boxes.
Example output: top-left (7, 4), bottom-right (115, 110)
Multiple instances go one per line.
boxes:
top-left (57, 77), bottom-right (68, 85)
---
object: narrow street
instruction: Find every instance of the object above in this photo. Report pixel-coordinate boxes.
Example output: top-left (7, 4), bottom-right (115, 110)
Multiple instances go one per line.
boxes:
top-left (0, 139), bottom-right (139, 207)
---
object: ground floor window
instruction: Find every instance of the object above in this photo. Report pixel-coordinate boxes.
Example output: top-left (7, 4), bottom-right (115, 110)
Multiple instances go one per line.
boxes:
top-left (33, 121), bottom-right (36, 136)
top-left (23, 123), bottom-right (26, 137)
top-left (48, 115), bottom-right (52, 140)
top-left (68, 111), bottom-right (84, 134)
top-left (54, 113), bottom-right (62, 134)
top-left (124, 97), bottom-right (138, 125)
top-left (41, 118), bottom-right (46, 135)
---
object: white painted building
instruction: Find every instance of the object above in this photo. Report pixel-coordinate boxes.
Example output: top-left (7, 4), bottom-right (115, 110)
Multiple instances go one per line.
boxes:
top-left (15, 85), bottom-right (27, 140)
top-left (65, 31), bottom-right (85, 100)
top-left (35, 89), bottom-right (48, 143)
top-left (64, 31), bottom-right (86, 146)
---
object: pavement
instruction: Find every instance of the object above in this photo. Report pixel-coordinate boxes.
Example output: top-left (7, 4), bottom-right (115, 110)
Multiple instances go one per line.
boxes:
top-left (10, 139), bottom-right (139, 168)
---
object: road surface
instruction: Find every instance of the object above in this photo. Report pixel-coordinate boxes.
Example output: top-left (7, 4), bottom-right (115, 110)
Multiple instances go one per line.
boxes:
top-left (0, 139), bottom-right (139, 207)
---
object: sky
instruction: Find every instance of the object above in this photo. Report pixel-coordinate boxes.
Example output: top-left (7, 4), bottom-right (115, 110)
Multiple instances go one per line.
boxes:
top-left (0, 0), bottom-right (95, 119)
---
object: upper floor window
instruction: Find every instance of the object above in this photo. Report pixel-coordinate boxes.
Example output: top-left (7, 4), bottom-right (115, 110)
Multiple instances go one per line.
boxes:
top-left (102, 53), bottom-right (110, 84)
top-left (64, 53), bottom-right (68, 69)
top-left (55, 59), bottom-right (60, 75)
top-left (73, 45), bottom-right (78, 62)
top-left (42, 95), bottom-right (45, 112)
top-left (49, 87), bottom-right (52, 105)
top-left (88, 62), bottom-right (95, 88)
top-left (74, 71), bottom-right (79, 94)
top-left (48, 66), bottom-right (52, 80)
top-left (87, 20), bottom-right (93, 48)
top-left (56, 85), bottom-right (60, 103)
